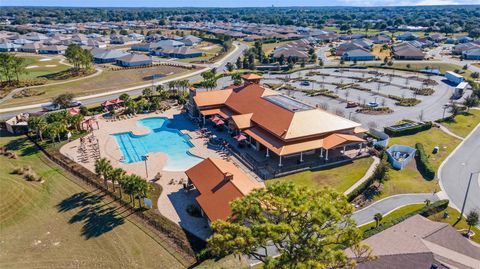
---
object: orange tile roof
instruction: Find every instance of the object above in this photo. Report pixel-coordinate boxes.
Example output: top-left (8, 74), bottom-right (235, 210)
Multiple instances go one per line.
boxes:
top-left (240, 73), bottom-right (263, 80)
top-left (193, 88), bottom-right (233, 107)
top-left (230, 113), bottom-right (253, 129)
top-left (185, 158), bottom-right (262, 222)
top-left (322, 133), bottom-right (365, 149)
top-left (199, 107), bottom-right (234, 119)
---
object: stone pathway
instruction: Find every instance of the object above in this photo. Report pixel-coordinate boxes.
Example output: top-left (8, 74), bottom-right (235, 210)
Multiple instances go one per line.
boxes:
top-left (435, 122), bottom-right (465, 140)
top-left (344, 156), bottom-right (380, 195)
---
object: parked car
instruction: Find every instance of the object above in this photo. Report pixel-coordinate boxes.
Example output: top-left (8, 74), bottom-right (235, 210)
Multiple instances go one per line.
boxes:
top-left (67, 100), bottom-right (82, 108)
top-left (346, 101), bottom-right (359, 108)
top-left (367, 102), bottom-right (379, 108)
top-left (41, 103), bottom-right (60, 112)
top-left (300, 80), bottom-right (310, 86)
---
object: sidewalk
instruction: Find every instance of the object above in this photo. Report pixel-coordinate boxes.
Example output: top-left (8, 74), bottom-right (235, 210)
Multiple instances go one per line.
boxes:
top-left (344, 156), bottom-right (380, 195)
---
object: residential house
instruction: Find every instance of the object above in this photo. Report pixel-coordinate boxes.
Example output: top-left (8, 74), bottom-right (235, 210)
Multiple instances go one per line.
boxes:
top-left (393, 43), bottom-right (425, 60)
top-left (110, 34), bottom-right (133, 45)
top-left (0, 41), bottom-right (20, 52)
top-left (131, 42), bottom-right (160, 52)
top-left (181, 35), bottom-right (202, 46)
top-left (396, 33), bottom-right (418, 41)
top-left (127, 33), bottom-right (145, 41)
top-left (342, 49), bottom-right (375, 61)
top-left (39, 45), bottom-right (67, 54)
top-left (86, 39), bottom-right (107, 48)
top-left (155, 46), bottom-right (202, 58)
top-left (92, 49), bottom-right (129, 63)
top-left (185, 157), bottom-right (263, 224)
top-left (116, 53), bottom-right (152, 67)
top-left (371, 34), bottom-right (391, 44)
top-left (347, 215), bottom-right (480, 269)
top-left (452, 42), bottom-right (480, 55)
top-left (462, 48), bottom-right (480, 60)
top-left (272, 45), bottom-right (309, 60)
top-left (156, 39), bottom-right (185, 49)
top-left (19, 42), bottom-right (42, 53)
top-left (335, 42), bottom-right (369, 56)
top-left (457, 36), bottom-right (473, 44)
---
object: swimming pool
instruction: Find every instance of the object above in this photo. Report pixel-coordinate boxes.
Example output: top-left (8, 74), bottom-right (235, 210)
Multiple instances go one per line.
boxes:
top-left (113, 117), bottom-right (202, 171)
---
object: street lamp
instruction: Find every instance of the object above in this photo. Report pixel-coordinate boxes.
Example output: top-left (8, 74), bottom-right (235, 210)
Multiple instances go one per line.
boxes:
top-left (459, 170), bottom-right (480, 219)
top-left (442, 104), bottom-right (449, 120)
top-left (143, 154), bottom-right (149, 179)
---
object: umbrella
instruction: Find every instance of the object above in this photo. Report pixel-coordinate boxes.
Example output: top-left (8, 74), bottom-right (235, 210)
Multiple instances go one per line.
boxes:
top-left (234, 134), bottom-right (247, 141)
top-left (215, 119), bottom-right (225, 125)
top-left (68, 107), bottom-right (80, 115)
top-left (211, 115), bottom-right (220, 123)
top-left (101, 100), bottom-right (113, 107)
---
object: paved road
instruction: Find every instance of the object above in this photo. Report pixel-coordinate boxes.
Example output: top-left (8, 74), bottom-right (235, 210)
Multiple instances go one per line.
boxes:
top-left (351, 193), bottom-right (439, 226)
top-left (0, 42), bottom-right (248, 120)
top-left (439, 123), bottom-right (480, 217)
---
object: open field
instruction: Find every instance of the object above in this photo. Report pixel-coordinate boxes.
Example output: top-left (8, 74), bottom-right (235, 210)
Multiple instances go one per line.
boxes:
top-left (0, 133), bottom-right (189, 268)
top-left (267, 157), bottom-right (374, 193)
top-left (428, 207), bottom-right (480, 244)
top-left (371, 44), bottom-right (391, 59)
top-left (441, 110), bottom-right (480, 138)
top-left (0, 65), bottom-right (196, 108)
top-left (377, 127), bottom-right (461, 199)
top-left (384, 62), bottom-right (473, 79)
top-left (19, 55), bottom-right (70, 80)
top-left (359, 203), bottom-right (425, 232)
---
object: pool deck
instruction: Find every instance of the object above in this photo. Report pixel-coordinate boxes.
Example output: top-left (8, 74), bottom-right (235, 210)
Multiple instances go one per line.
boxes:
top-left (60, 107), bottom-right (264, 240)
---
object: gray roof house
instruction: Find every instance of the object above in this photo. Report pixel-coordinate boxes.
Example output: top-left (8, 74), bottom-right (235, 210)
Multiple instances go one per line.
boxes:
top-left (156, 39), bottom-right (185, 48)
top-left (19, 42), bottom-right (42, 53)
top-left (0, 42), bottom-right (20, 52)
top-left (341, 49), bottom-right (375, 61)
top-left (154, 46), bottom-right (203, 58)
top-left (93, 49), bottom-right (129, 63)
top-left (462, 48), bottom-right (480, 60)
top-left (116, 53), bottom-right (152, 67)
top-left (181, 35), bottom-right (202, 46)
top-left (130, 42), bottom-right (161, 52)
top-left (347, 215), bottom-right (480, 269)
top-left (39, 45), bottom-right (67, 54)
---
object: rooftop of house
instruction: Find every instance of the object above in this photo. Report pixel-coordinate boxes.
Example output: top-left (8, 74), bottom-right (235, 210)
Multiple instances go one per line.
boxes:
top-left (347, 215), bottom-right (480, 269)
top-left (185, 157), bottom-right (262, 222)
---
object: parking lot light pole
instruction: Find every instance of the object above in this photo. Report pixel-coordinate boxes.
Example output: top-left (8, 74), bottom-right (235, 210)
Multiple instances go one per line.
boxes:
top-left (459, 170), bottom-right (480, 219)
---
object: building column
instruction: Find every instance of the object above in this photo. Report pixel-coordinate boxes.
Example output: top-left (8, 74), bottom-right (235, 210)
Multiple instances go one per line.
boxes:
top-left (343, 146), bottom-right (346, 155)
top-left (266, 148), bottom-right (270, 158)
top-left (325, 149), bottom-right (329, 161)
top-left (278, 156), bottom-right (283, 167)
top-left (320, 148), bottom-right (324, 158)
top-left (300, 152), bottom-right (303, 162)
top-left (359, 143), bottom-right (363, 153)
top-left (202, 115), bottom-right (205, 125)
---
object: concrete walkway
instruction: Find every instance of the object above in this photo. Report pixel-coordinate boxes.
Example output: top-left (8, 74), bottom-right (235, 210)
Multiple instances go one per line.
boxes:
top-left (435, 122), bottom-right (465, 140)
top-left (344, 156), bottom-right (380, 195)
top-left (351, 193), bottom-right (439, 226)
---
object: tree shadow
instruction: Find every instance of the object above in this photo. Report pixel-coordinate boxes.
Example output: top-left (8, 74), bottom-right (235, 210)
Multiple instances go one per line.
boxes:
top-left (57, 191), bottom-right (125, 239)
top-left (2, 134), bottom-right (38, 156)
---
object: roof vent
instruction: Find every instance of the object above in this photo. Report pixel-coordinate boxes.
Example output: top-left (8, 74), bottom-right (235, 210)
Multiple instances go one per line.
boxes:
top-left (224, 172), bottom-right (234, 182)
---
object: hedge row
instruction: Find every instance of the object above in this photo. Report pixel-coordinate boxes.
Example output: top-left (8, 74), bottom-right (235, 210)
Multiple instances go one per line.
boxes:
top-left (384, 121), bottom-right (432, 137)
top-left (415, 143), bottom-right (436, 180)
top-left (347, 152), bottom-right (388, 201)
top-left (362, 199), bottom-right (449, 239)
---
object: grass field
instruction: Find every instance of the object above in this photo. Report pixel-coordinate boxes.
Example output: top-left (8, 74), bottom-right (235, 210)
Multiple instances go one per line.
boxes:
top-left (441, 110), bottom-right (480, 138)
top-left (19, 55), bottom-right (70, 80)
top-left (0, 133), bottom-right (189, 268)
top-left (0, 65), bottom-right (196, 108)
top-left (386, 62), bottom-right (474, 79)
top-left (267, 157), bottom-right (374, 193)
top-left (371, 44), bottom-right (391, 60)
top-left (377, 127), bottom-right (461, 199)
top-left (359, 203), bottom-right (425, 232)
top-left (428, 207), bottom-right (480, 244)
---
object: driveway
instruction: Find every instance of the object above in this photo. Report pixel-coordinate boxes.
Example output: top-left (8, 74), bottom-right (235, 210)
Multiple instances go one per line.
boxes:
top-left (351, 193), bottom-right (439, 226)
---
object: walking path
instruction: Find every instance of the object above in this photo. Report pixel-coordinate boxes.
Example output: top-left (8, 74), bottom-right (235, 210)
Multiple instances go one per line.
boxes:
top-left (344, 156), bottom-right (380, 195)
top-left (435, 122), bottom-right (465, 140)
top-left (351, 193), bottom-right (439, 226)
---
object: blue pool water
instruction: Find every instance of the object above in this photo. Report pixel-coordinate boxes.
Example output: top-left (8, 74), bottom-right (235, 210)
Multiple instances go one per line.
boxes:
top-left (113, 117), bottom-right (202, 171)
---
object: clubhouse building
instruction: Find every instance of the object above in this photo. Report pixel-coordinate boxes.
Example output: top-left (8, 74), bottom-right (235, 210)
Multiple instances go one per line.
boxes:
top-left (187, 74), bottom-right (368, 178)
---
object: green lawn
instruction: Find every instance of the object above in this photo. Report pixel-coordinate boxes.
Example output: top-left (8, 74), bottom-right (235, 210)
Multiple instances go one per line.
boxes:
top-left (428, 207), bottom-right (480, 244)
top-left (0, 133), bottom-right (189, 268)
top-left (177, 42), bottom-right (223, 63)
top-left (377, 127), bottom-right (461, 199)
top-left (441, 110), bottom-right (480, 138)
top-left (359, 203), bottom-right (425, 232)
top-left (19, 55), bottom-right (70, 80)
top-left (267, 157), bottom-right (374, 193)
top-left (385, 62), bottom-right (474, 79)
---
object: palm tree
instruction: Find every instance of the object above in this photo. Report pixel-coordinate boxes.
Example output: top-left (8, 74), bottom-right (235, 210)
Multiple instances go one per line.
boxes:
top-left (68, 113), bottom-right (84, 131)
top-left (374, 213), bottom-right (383, 227)
top-left (136, 179), bottom-right (151, 207)
top-left (168, 81), bottom-right (177, 92)
top-left (137, 98), bottom-right (149, 112)
top-left (466, 210), bottom-right (479, 236)
top-left (28, 116), bottom-right (47, 140)
top-left (111, 168), bottom-right (125, 194)
top-left (121, 174), bottom-right (136, 206)
top-left (95, 158), bottom-right (112, 190)
top-left (463, 95), bottom-right (479, 112)
top-left (44, 123), bottom-right (59, 143)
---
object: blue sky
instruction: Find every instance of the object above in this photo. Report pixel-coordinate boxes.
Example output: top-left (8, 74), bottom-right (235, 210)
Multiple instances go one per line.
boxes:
top-left (2, 0), bottom-right (479, 7)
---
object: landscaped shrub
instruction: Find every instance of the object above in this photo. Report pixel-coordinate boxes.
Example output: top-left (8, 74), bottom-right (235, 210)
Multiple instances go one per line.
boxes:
top-left (384, 121), bottom-right (432, 137)
top-left (415, 143), bottom-right (435, 180)
top-left (410, 87), bottom-right (434, 96)
top-left (362, 199), bottom-right (449, 239)
top-left (387, 95), bottom-right (421, 106)
top-left (356, 107), bottom-right (393, 114)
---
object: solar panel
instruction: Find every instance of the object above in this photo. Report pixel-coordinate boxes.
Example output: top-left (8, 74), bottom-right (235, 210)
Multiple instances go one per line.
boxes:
top-left (263, 95), bottom-right (313, 112)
